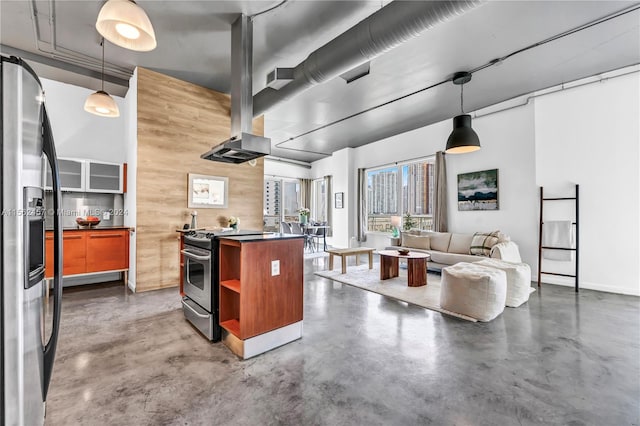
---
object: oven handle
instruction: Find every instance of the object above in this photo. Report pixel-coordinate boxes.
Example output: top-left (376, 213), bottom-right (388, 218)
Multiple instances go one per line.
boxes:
top-left (181, 249), bottom-right (211, 261)
top-left (182, 298), bottom-right (210, 318)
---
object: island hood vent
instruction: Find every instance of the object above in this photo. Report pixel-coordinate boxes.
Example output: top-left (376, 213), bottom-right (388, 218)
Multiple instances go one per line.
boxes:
top-left (201, 15), bottom-right (270, 164)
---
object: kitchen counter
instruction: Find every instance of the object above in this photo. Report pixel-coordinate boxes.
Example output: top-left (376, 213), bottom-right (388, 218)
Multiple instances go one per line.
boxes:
top-left (218, 233), bottom-right (304, 242)
top-left (218, 234), bottom-right (304, 359)
top-left (46, 226), bottom-right (132, 231)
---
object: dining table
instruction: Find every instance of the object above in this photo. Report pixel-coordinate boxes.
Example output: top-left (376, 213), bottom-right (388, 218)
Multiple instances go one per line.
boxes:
top-left (302, 224), bottom-right (330, 251)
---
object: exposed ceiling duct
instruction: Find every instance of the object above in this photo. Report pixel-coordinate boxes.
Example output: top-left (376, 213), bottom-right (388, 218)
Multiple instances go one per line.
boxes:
top-left (201, 14), bottom-right (271, 164)
top-left (252, 0), bottom-right (484, 117)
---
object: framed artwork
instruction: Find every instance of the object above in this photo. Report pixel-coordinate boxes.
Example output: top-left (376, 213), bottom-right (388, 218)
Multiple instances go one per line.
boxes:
top-left (188, 173), bottom-right (228, 208)
top-left (335, 192), bottom-right (344, 209)
top-left (457, 169), bottom-right (499, 211)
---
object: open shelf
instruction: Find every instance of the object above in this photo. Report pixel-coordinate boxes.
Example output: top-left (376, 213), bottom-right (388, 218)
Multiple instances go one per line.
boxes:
top-left (221, 279), bottom-right (241, 293)
top-left (220, 319), bottom-right (240, 337)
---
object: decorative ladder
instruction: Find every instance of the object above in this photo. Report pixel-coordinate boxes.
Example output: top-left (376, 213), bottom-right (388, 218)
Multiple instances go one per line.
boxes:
top-left (537, 184), bottom-right (580, 292)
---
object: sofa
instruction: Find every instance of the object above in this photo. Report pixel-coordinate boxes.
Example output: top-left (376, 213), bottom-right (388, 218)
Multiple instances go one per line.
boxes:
top-left (386, 230), bottom-right (522, 271)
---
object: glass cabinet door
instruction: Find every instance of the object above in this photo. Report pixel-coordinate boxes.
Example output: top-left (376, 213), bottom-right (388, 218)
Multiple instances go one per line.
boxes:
top-left (44, 158), bottom-right (85, 191)
top-left (86, 161), bottom-right (122, 193)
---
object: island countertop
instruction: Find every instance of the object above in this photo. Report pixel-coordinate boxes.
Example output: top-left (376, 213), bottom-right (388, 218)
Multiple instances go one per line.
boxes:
top-left (218, 233), bottom-right (305, 242)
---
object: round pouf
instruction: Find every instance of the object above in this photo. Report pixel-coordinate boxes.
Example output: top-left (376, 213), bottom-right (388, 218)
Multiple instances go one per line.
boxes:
top-left (440, 262), bottom-right (507, 322)
top-left (474, 258), bottom-right (532, 308)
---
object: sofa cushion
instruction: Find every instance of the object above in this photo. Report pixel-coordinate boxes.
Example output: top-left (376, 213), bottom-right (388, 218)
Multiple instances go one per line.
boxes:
top-left (429, 251), bottom-right (485, 265)
top-left (448, 233), bottom-right (474, 254)
top-left (470, 231), bottom-right (500, 256)
top-left (401, 234), bottom-right (430, 250)
top-left (425, 232), bottom-right (452, 252)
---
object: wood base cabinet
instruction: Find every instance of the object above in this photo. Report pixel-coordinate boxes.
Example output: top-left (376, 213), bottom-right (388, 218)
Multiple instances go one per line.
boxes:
top-left (45, 228), bottom-right (129, 281)
top-left (218, 236), bottom-right (304, 358)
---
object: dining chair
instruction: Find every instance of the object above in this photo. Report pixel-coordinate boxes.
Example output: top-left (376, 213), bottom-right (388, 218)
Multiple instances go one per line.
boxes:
top-left (281, 221), bottom-right (292, 234)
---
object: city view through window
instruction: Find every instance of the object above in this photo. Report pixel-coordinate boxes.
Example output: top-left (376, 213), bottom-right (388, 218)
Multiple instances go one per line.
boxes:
top-left (367, 159), bottom-right (435, 233)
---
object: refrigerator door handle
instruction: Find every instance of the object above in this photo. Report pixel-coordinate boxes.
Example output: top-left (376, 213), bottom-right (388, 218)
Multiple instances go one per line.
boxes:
top-left (41, 106), bottom-right (63, 400)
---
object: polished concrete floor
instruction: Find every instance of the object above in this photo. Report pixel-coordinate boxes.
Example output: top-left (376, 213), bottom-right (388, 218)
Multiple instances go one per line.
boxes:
top-left (45, 255), bottom-right (640, 425)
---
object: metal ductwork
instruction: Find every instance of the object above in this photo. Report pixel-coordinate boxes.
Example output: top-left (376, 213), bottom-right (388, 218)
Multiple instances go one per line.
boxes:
top-left (202, 14), bottom-right (271, 164)
top-left (253, 0), bottom-right (484, 117)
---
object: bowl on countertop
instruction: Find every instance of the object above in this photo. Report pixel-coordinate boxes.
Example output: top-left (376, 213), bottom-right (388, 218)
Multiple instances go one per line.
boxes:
top-left (397, 249), bottom-right (410, 255)
top-left (76, 216), bottom-right (101, 227)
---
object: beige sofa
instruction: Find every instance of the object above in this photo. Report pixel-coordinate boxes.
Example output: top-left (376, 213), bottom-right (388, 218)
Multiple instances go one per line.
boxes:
top-left (386, 230), bottom-right (522, 271)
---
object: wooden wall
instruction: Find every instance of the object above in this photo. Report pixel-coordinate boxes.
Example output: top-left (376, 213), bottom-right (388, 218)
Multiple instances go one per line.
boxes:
top-left (136, 67), bottom-right (264, 292)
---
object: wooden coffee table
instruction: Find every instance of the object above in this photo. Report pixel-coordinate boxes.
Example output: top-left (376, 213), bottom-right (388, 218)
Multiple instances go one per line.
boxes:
top-left (378, 250), bottom-right (431, 287)
top-left (327, 247), bottom-right (375, 274)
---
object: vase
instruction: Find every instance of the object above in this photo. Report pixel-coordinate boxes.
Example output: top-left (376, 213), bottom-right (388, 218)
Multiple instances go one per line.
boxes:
top-left (299, 214), bottom-right (308, 225)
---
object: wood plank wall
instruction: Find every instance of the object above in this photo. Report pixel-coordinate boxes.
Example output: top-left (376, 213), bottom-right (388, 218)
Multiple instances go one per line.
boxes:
top-left (136, 67), bottom-right (265, 292)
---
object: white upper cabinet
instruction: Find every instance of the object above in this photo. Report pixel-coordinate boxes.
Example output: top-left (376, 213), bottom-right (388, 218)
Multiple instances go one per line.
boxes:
top-left (44, 158), bottom-right (85, 191)
top-left (85, 161), bottom-right (123, 193)
top-left (44, 158), bottom-right (124, 193)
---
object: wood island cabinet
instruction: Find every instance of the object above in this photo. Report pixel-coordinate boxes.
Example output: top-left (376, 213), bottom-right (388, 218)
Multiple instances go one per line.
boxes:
top-left (45, 228), bottom-right (130, 284)
top-left (218, 235), bottom-right (304, 359)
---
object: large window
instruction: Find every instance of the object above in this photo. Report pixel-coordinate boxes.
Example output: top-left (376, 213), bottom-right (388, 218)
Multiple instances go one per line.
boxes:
top-left (366, 158), bottom-right (434, 233)
top-left (264, 178), bottom-right (301, 231)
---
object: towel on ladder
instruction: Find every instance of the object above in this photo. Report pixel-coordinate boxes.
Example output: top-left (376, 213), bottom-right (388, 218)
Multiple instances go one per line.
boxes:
top-left (542, 220), bottom-right (574, 261)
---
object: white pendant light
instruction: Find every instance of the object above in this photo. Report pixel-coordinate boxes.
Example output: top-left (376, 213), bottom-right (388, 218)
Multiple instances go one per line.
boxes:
top-left (85, 39), bottom-right (120, 118)
top-left (96, 0), bottom-right (157, 52)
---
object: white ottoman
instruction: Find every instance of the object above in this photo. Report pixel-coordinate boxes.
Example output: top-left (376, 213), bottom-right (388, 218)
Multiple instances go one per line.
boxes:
top-left (475, 258), bottom-right (532, 308)
top-left (440, 262), bottom-right (507, 322)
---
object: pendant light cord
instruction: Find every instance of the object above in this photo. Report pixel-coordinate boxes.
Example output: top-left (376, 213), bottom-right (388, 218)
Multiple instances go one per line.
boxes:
top-left (101, 37), bottom-right (105, 92)
top-left (460, 83), bottom-right (464, 114)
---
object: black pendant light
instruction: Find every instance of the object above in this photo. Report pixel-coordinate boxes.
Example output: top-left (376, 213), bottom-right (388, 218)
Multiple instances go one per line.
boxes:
top-left (445, 71), bottom-right (480, 154)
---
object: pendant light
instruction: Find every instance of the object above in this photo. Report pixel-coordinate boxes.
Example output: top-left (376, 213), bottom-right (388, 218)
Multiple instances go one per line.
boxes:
top-left (445, 71), bottom-right (480, 154)
top-left (96, 0), bottom-right (157, 52)
top-left (84, 39), bottom-right (120, 118)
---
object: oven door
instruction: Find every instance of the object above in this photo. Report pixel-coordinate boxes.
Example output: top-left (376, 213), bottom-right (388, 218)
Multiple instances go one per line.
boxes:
top-left (181, 245), bottom-right (212, 312)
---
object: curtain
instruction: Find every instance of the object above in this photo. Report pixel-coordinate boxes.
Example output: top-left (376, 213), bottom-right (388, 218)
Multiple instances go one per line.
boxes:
top-left (357, 168), bottom-right (367, 242)
top-left (324, 175), bottom-right (333, 237)
top-left (434, 151), bottom-right (448, 232)
top-left (300, 178), bottom-right (312, 210)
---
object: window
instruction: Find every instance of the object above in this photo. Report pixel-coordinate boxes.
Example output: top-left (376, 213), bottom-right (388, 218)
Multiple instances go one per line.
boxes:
top-left (366, 158), bottom-right (434, 233)
top-left (263, 178), bottom-right (301, 231)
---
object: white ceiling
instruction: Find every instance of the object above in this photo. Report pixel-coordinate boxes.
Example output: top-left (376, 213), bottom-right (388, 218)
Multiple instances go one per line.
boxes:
top-left (2, 1), bottom-right (639, 163)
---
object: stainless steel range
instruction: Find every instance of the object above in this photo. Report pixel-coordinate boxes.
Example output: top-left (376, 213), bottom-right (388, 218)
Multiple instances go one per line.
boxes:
top-left (181, 229), bottom-right (264, 341)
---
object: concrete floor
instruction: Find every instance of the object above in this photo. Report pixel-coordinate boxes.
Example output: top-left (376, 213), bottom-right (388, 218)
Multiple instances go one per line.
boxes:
top-left (45, 255), bottom-right (640, 425)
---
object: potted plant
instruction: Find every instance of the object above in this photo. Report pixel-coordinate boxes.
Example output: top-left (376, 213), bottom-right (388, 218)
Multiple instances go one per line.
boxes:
top-left (228, 216), bottom-right (239, 230)
top-left (402, 212), bottom-right (416, 231)
top-left (297, 207), bottom-right (310, 225)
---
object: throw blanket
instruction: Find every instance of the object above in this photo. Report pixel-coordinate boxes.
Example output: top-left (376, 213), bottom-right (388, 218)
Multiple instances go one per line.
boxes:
top-left (542, 220), bottom-right (574, 261)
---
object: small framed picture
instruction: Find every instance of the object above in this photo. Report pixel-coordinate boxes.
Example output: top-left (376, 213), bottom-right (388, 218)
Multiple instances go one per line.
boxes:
top-left (188, 173), bottom-right (228, 208)
top-left (335, 192), bottom-right (344, 209)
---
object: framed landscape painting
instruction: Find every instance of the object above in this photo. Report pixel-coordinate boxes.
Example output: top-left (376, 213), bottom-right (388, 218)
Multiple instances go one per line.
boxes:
top-left (457, 169), bottom-right (499, 211)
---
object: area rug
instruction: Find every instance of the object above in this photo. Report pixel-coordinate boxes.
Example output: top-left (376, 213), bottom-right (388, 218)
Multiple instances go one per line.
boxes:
top-left (314, 265), bottom-right (478, 322)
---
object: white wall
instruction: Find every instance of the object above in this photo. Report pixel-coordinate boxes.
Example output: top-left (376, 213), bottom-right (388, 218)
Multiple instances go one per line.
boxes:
top-left (312, 148), bottom-right (354, 248)
top-left (534, 72), bottom-right (639, 296)
top-left (448, 104), bottom-right (538, 275)
top-left (124, 69), bottom-right (138, 292)
top-left (307, 69), bottom-right (639, 296)
top-left (264, 158), bottom-right (312, 179)
top-left (41, 78), bottom-right (128, 163)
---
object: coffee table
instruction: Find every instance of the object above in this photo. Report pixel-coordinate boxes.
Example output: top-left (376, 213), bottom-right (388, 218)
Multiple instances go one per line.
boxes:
top-left (378, 250), bottom-right (431, 287)
top-left (327, 247), bottom-right (375, 274)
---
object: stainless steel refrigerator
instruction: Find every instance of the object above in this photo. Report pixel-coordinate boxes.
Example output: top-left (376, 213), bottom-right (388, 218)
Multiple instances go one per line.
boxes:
top-left (1, 56), bottom-right (63, 425)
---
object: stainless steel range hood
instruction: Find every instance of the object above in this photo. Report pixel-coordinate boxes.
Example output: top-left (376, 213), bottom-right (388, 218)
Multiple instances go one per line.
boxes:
top-left (201, 15), bottom-right (270, 164)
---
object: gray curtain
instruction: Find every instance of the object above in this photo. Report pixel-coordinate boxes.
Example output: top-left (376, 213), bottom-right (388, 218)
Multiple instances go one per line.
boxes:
top-left (300, 178), bottom-right (312, 210)
top-left (357, 168), bottom-right (367, 242)
top-left (324, 175), bottom-right (333, 237)
top-left (434, 151), bottom-right (448, 232)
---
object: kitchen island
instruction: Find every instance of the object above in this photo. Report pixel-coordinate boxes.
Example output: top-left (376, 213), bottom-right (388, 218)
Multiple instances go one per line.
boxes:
top-left (218, 233), bottom-right (304, 359)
